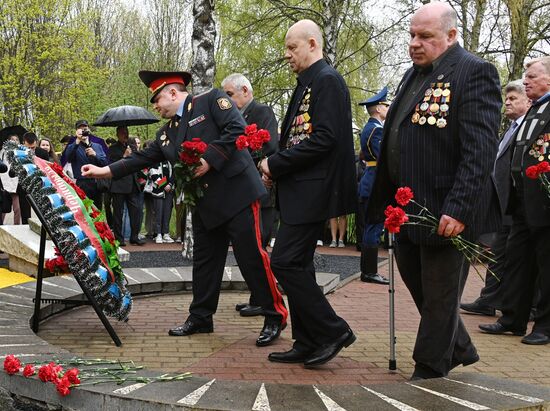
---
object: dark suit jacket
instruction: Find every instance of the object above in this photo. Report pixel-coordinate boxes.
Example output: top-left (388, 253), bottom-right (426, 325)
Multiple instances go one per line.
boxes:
top-left (368, 45), bottom-right (502, 245)
top-left (497, 101), bottom-right (550, 226)
top-left (243, 99), bottom-right (279, 208)
top-left (109, 89), bottom-right (266, 229)
top-left (268, 59), bottom-right (357, 224)
top-left (108, 142), bottom-right (140, 194)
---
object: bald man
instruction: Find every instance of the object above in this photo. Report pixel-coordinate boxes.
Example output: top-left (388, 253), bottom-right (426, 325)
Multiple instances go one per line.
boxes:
top-left (259, 19), bottom-right (357, 367)
top-left (367, 3), bottom-right (501, 379)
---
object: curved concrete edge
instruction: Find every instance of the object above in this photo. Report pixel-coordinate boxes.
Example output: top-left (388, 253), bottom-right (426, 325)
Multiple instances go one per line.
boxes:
top-left (1, 269), bottom-right (550, 410)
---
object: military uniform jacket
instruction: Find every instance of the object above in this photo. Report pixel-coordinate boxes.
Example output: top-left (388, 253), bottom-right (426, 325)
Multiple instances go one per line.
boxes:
top-left (268, 59), bottom-right (357, 224)
top-left (108, 141), bottom-right (140, 194)
top-left (368, 45), bottom-right (502, 244)
top-left (109, 88), bottom-right (266, 229)
top-left (358, 117), bottom-right (383, 199)
top-left (497, 99), bottom-right (550, 227)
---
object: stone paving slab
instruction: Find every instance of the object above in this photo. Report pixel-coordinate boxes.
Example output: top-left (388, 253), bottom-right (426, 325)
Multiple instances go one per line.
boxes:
top-left (2, 255), bottom-right (550, 410)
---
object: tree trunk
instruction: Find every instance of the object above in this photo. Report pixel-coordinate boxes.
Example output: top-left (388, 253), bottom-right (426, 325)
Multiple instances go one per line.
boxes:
top-left (190, 0), bottom-right (217, 94)
top-left (321, 0), bottom-right (342, 66)
top-left (505, 0), bottom-right (530, 82)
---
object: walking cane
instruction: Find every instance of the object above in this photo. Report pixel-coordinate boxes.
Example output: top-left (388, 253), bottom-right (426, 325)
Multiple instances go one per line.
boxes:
top-left (388, 232), bottom-right (397, 371)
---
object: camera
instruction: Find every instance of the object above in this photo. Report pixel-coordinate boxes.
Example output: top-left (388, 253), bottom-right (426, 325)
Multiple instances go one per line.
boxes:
top-left (82, 129), bottom-right (90, 137)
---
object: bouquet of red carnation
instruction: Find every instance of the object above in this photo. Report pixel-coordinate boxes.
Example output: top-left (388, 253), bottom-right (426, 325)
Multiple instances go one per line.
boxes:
top-left (174, 138), bottom-right (208, 207)
top-left (235, 123), bottom-right (271, 158)
top-left (45, 247), bottom-right (70, 275)
top-left (384, 186), bottom-right (495, 279)
top-left (526, 161), bottom-right (550, 199)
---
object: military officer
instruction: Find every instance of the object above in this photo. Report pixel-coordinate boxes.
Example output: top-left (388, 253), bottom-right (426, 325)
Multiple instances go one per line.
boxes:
top-left (82, 71), bottom-right (288, 347)
top-left (358, 87), bottom-right (390, 285)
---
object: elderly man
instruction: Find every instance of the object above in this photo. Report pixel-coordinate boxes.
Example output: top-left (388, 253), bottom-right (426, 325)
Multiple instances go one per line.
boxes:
top-left (259, 19), bottom-right (357, 367)
top-left (480, 57), bottom-right (550, 345)
top-left (367, 2), bottom-right (501, 379)
top-left (461, 80), bottom-right (530, 316)
top-left (82, 71), bottom-right (287, 346)
top-left (222, 73), bottom-right (279, 317)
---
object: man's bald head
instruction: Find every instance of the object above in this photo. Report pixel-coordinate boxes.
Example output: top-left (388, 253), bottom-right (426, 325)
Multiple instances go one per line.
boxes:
top-left (284, 19), bottom-right (324, 74)
top-left (409, 2), bottom-right (458, 67)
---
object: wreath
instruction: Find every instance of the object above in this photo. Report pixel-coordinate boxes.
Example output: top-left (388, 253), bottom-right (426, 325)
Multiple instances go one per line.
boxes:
top-left (5, 140), bottom-right (132, 321)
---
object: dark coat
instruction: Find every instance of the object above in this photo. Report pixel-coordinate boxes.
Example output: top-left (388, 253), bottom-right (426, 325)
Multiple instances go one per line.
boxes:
top-left (368, 45), bottom-right (502, 245)
top-left (242, 99), bottom-right (279, 208)
top-left (268, 59), bottom-right (357, 224)
top-left (109, 88), bottom-right (266, 230)
top-left (108, 141), bottom-right (140, 194)
top-left (497, 100), bottom-right (550, 227)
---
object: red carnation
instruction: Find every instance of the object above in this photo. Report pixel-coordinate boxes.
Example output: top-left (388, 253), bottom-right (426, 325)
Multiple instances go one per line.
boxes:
top-left (395, 187), bottom-right (414, 206)
top-left (23, 364), bottom-right (35, 377)
top-left (245, 124), bottom-right (257, 135)
top-left (526, 165), bottom-right (539, 179)
top-left (38, 362), bottom-right (63, 382)
top-left (55, 376), bottom-right (72, 396)
top-left (384, 205), bottom-right (409, 234)
top-left (74, 185), bottom-right (87, 200)
top-left (94, 221), bottom-right (115, 244)
top-left (64, 368), bottom-right (80, 385)
top-left (537, 161), bottom-right (550, 174)
top-left (236, 135), bottom-right (249, 150)
top-left (257, 129), bottom-right (270, 143)
top-left (3, 355), bottom-right (21, 375)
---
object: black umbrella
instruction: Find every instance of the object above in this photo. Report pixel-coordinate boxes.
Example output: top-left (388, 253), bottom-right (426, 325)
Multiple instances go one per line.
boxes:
top-left (0, 125), bottom-right (27, 145)
top-left (93, 105), bottom-right (159, 127)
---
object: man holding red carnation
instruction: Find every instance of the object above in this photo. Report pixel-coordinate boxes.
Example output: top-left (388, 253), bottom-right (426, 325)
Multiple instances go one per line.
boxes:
top-left (367, 3), bottom-right (501, 379)
top-left (82, 70), bottom-right (288, 347)
top-left (479, 56), bottom-right (550, 345)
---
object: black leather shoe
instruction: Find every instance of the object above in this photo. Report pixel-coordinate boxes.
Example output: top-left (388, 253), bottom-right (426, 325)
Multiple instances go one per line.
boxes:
top-left (240, 304), bottom-right (264, 317)
top-left (130, 238), bottom-right (146, 246)
top-left (460, 301), bottom-right (495, 316)
top-left (451, 353), bottom-right (480, 369)
top-left (303, 329), bottom-right (356, 367)
top-left (235, 303), bottom-right (247, 311)
top-left (360, 272), bottom-right (389, 285)
top-left (521, 332), bottom-right (550, 345)
top-left (168, 319), bottom-right (213, 336)
top-left (478, 322), bottom-right (525, 336)
top-left (268, 348), bottom-right (313, 363)
top-left (256, 322), bottom-right (285, 346)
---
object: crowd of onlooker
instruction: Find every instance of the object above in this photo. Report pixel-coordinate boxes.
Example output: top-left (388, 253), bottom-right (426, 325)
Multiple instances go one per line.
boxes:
top-left (0, 121), bottom-right (185, 246)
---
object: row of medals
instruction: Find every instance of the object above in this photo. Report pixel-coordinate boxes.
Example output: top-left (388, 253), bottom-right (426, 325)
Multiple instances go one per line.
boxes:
top-left (530, 133), bottom-right (550, 162)
top-left (287, 88), bottom-right (313, 147)
top-left (411, 83), bottom-right (451, 129)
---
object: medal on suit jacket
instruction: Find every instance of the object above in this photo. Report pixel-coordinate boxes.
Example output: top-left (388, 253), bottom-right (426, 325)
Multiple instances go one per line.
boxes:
top-left (287, 87), bottom-right (313, 148)
top-left (529, 133), bottom-right (550, 162)
top-left (411, 82), bottom-right (451, 128)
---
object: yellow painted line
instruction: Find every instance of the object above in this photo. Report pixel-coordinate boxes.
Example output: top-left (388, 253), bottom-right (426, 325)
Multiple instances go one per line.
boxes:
top-left (0, 268), bottom-right (35, 289)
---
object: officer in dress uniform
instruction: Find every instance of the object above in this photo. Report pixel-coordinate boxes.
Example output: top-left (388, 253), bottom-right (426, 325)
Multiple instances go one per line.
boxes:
top-left (82, 71), bottom-right (288, 346)
top-left (358, 87), bottom-right (390, 285)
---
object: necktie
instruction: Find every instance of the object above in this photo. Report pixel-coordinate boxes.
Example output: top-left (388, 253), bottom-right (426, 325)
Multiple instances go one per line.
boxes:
top-left (497, 120), bottom-right (517, 156)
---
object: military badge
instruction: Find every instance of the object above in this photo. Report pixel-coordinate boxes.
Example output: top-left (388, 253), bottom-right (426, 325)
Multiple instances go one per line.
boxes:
top-left (217, 97), bottom-right (232, 110)
top-left (287, 87), bottom-right (313, 148)
top-left (189, 114), bottom-right (206, 127)
top-left (529, 133), bottom-right (550, 162)
top-left (411, 82), bottom-right (451, 128)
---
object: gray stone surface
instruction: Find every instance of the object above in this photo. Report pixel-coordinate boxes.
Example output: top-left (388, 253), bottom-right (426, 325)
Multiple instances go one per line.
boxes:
top-left (265, 383), bottom-right (326, 411)
top-left (195, 380), bottom-right (262, 411)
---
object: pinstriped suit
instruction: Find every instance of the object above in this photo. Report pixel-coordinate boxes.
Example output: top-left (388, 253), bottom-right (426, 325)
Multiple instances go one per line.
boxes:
top-left (368, 44), bottom-right (502, 377)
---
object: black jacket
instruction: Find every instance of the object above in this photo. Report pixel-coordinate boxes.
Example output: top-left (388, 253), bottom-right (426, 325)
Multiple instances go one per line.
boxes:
top-left (108, 142), bottom-right (140, 194)
top-left (109, 88), bottom-right (266, 229)
top-left (268, 59), bottom-right (357, 224)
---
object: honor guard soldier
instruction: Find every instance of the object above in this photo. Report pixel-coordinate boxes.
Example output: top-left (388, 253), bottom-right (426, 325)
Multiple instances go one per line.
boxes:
top-left (358, 87), bottom-right (390, 285)
top-left (82, 71), bottom-right (288, 346)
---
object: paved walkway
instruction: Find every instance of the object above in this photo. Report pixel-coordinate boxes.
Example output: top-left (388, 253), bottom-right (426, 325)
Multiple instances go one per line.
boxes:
top-left (36, 250), bottom-right (550, 388)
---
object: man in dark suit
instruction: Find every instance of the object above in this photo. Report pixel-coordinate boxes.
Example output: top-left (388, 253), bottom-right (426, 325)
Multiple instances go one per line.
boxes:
top-left (259, 19), bottom-right (357, 367)
top-left (82, 71), bottom-right (288, 347)
top-left (358, 87), bottom-right (390, 285)
top-left (108, 126), bottom-right (145, 246)
top-left (222, 73), bottom-right (279, 317)
top-left (479, 57), bottom-right (550, 345)
top-left (367, 2), bottom-right (501, 379)
top-left (461, 81), bottom-right (530, 316)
